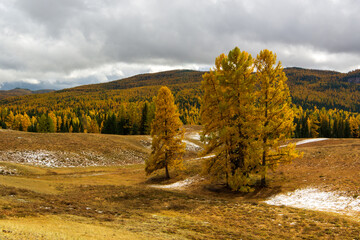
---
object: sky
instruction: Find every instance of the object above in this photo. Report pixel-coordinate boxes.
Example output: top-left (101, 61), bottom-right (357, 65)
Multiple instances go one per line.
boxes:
top-left (0, 0), bottom-right (360, 90)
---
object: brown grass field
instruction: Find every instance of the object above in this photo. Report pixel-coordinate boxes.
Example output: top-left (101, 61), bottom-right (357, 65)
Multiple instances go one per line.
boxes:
top-left (0, 128), bottom-right (360, 239)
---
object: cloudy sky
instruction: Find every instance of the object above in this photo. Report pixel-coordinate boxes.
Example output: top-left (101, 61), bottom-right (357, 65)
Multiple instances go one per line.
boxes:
top-left (0, 0), bottom-right (360, 90)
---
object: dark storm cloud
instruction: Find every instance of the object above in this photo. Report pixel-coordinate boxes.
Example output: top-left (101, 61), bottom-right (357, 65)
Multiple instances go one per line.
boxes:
top-left (0, 0), bottom-right (359, 90)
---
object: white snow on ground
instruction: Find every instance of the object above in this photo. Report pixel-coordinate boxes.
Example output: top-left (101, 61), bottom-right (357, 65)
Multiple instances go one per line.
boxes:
top-left (193, 154), bottom-right (216, 160)
top-left (187, 133), bottom-right (201, 141)
top-left (5, 150), bottom-right (104, 168)
top-left (150, 176), bottom-right (204, 189)
top-left (140, 137), bottom-right (152, 149)
top-left (146, 136), bottom-right (202, 152)
top-left (0, 149), bottom-right (145, 168)
top-left (295, 138), bottom-right (329, 146)
top-left (183, 140), bottom-right (202, 152)
top-left (280, 138), bottom-right (328, 148)
top-left (0, 166), bottom-right (17, 175)
top-left (265, 187), bottom-right (360, 215)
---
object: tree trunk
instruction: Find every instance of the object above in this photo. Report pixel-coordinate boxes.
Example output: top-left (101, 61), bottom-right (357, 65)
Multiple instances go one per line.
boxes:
top-left (165, 164), bottom-right (170, 179)
top-left (261, 90), bottom-right (269, 188)
top-left (164, 152), bottom-right (170, 179)
top-left (260, 151), bottom-right (266, 187)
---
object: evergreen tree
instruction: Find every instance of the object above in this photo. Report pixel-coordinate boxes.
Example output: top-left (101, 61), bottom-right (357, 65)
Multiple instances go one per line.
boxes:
top-left (344, 119), bottom-right (351, 138)
top-left (37, 114), bottom-right (55, 132)
top-left (319, 109), bottom-right (331, 137)
top-left (140, 102), bottom-right (149, 135)
top-left (102, 113), bottom-right (116, 134)
top-left (145, 86), bottom-right (185, 179)
top-left (332, 118), bottom-right (338, 137)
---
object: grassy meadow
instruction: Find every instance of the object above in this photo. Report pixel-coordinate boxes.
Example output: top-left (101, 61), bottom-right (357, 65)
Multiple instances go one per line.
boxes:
top-left (0, 128), bottom-right (360, 239)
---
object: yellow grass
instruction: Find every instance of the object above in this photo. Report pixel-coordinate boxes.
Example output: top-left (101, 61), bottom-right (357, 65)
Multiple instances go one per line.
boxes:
top-left (0, 215), bottom-right (143, 240)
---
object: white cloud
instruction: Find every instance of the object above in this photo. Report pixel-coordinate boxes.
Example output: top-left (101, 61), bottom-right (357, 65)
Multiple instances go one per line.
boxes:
top-left (22, 78), bottom-right (40, 84)
top-left (0, 0), bottom-right (359, 90)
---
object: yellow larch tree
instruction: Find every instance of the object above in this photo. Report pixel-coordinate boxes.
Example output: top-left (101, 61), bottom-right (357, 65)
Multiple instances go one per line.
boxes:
top-left (5, 111), bottom-right (14, 129)
top-left (48, 112), bottom-right (57, 132)
top-left (145, 86), bottom-right (185, 179)
top-left (21, 113), bottom-right (31, 131)
top-left (254, 49), bottom-right (302, 187)
top-left (201, 47), bottom-right (261, 191)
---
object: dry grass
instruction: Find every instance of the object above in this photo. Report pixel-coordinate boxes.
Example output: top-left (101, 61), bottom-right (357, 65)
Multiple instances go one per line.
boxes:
top-left (0, 129), bottom-right (149, 167)
top-left (0, 129), bottom-right (360, 239)
top-left (266, 139), bottom-right (360, 195)
top-left (0, 215), bottom-right (143, 240)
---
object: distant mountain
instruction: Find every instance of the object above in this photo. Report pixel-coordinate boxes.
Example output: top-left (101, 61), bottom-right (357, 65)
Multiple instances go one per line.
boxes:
top-left (32, 89), bottom-right (55, 94)
top-left (0, 68), bottom-right (359, 112)
top-left (0, 88), bottom-right (55, 100)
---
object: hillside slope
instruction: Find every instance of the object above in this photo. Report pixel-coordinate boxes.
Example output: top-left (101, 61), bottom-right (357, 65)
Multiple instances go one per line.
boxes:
top-left (72, 69), bottom-right (204, 91)
top-left (285, 68), bottom-right (360, 111)
top-left (1, 68), bottom-right (359, 112)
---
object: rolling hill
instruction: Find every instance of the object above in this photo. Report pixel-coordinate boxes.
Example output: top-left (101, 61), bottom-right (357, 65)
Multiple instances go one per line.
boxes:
top-left (1, 68), bottom-right (359, 112)
top-left (0, 88), bottom-right (54, 100)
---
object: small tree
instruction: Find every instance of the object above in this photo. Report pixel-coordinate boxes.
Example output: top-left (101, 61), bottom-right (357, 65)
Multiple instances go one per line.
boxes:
top-left (145, 86), bottom-right (185, 179)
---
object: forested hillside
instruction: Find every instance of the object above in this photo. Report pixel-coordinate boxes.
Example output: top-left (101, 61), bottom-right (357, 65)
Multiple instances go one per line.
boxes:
top-left (0, 68), bottom-right (359, 137)
top-left (286, 68), bottom-right (360, 111)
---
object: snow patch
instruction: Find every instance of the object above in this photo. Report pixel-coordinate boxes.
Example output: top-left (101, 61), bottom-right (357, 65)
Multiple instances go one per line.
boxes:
top-left (193, 154), bottom-right (216, 160)
top-left (183, 140), bottom-right (202, 152)
top-left (295, 138), bottom-right (328, 146)
top-left (265, 187), bottom-right (360, 215)
top-left (140, 137), bottom-right (152, 149)
top-left (0, 166), bottom-right (17, 175)
top-left (187, 133), bottom-right (201, 141)
top-left (280, 138), bottom-right (328, 148)
top-left (0, 149), bottom-right (145, 168)
top-left (150, 176), bottom-right (204, 189)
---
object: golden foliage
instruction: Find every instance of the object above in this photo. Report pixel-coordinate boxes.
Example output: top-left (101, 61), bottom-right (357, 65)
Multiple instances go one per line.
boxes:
top-left (145, 86), bottom-right (185, 178)
top-left (201, 47), bottom-right (302, 191)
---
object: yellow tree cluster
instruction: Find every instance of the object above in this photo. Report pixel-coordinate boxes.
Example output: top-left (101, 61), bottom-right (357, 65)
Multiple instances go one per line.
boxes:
top-left (145, 86), bottom-right (186, 179)
top-left (201, 47), bottom-right (301, 191)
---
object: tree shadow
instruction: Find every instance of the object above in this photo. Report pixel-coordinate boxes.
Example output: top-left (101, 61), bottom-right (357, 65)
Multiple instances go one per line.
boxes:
top-left (202, 182), bottom-right (284, 200)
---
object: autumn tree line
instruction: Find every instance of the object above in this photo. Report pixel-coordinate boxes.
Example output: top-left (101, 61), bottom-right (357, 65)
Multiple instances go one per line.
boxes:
top-left (0, 103), bottom-right (149, 134)
top-left (1, 99), bottom-right (360, 139)
top-left (0, 86), bottom-right (203, 134)
top-left (0, 98), bottom-right (200, 135)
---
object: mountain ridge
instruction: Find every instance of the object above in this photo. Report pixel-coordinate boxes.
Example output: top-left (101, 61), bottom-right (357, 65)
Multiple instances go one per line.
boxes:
top-left (0, 67), bottom-right (359, 112)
